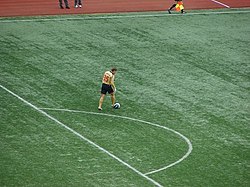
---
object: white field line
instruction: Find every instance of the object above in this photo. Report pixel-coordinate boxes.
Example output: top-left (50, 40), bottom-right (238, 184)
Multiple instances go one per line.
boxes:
top-left (0, 84), bottom-right (163, 187)
top-left (0, 10), bottom-right (250, 23)
top-left (39, 107), bottom-right (193, 176)
top-left (211, 0), bottom-right (230, 8)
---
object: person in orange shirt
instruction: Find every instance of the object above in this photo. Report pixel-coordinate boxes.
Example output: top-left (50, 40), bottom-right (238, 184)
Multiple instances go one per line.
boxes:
top-left (98, 68), bottom-right (117, 111)
top-left (168, 0), bottom-right (186, 14)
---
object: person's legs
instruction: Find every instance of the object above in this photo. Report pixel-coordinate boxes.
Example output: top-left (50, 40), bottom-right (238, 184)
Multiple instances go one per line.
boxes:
top-left (74, 0), bottom-right (78, 7)
top-left (110, 93), bottom-right (115, 107)
top-left (64, 0), bottom-right (70, 8)
top-left (169, 4), bottom-right (176, 10)
top-left (98, 94), bottom-right (105, 110)
top-left (168, 3), bottom-right (176, 14)
top-left (59, 0), bottom-right (64, 8)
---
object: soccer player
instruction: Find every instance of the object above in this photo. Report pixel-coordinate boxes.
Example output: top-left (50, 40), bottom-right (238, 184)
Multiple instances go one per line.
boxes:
top-left (168, 0), bottom-right (186, 14)
top-left (98, 68), bottom-right (117, 111)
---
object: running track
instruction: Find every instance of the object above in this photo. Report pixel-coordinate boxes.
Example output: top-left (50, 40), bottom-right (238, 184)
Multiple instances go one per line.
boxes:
top-left (0, 0), bottom-right (249, 17)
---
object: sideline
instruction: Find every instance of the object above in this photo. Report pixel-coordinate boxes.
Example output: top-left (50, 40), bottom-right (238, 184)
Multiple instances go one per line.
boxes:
top-left (0, 9), bottom-right (250, 23)
top-left (211, 0), bottom-right (230, 8)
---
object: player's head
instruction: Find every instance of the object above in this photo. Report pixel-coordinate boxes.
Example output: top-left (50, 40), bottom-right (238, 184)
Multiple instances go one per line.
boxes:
top-left (111, 68), bottom-right (117, 75)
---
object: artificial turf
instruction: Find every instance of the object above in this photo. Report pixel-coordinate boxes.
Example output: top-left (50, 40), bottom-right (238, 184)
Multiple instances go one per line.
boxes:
top-left (0, 9), bottom-right (249, 187)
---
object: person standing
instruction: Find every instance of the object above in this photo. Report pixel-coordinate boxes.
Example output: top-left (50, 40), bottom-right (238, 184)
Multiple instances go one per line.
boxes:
top-left (59, 0), bottom-right (70, 9)
top-left (168, 0), bottom-right (186, 14)
top-left (98, 68), bottom-right (117, 111)
top-left (74, 0), bottom-right (82, 8)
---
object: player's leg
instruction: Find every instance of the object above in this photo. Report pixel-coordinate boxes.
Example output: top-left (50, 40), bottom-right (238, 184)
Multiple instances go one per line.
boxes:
top-left (98, 84), bottom-right (108, 110)
top-left (108, 85), bottom-right (116, 107)
top-left (110, 93), bottom-right (115, 107)
top-left (98, 94), bottom-right (105, 110)
top-left (168, 3), bottom-right (176, 14)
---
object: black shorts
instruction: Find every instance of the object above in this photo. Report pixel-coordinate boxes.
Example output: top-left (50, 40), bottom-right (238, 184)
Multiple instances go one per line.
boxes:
top-left (101, 83), bottom-right (114, 95)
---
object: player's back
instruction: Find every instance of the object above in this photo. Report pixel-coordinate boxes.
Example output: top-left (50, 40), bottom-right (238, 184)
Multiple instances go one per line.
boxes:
top-left (102, 71), bottom-right (114, 85)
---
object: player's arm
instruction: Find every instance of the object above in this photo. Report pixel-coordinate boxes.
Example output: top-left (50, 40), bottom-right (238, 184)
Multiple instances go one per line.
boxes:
top-left (111, 83), bottom-right (116, 93)
top-left (111, 76), bottom-right (116, 93)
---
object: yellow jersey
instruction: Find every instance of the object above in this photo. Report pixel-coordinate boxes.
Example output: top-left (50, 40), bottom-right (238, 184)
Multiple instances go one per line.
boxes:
top-left (102, 71), bottom-right (115, 87)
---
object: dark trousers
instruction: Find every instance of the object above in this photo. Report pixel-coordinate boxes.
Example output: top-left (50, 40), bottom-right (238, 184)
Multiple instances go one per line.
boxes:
top-left (59, 0), bottom-right (69, 7)
top-left (75, 0), bottom-right (82, 5)
top-left (169, 4), bottom-right (176, 10)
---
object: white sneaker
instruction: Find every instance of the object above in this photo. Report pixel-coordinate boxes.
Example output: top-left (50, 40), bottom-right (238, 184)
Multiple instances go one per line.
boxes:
top-left (79, 5), bottom-right (82, 8)
top-left (75, 5), bottom-right (78, 8)
top-left (98, 107), bottom-right (102, 111)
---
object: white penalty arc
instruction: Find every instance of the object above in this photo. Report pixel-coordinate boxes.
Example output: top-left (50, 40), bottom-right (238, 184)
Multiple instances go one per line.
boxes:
top-left (0, 84), bottom-right (163, 187)
top-left (1, 84), bottom-right (192, 186)
top-left (40, 107), bottom-right (193, 175)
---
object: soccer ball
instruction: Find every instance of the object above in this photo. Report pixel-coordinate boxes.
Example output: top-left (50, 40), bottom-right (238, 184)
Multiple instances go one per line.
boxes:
top-left (114, 102), bottom-right (121, 109)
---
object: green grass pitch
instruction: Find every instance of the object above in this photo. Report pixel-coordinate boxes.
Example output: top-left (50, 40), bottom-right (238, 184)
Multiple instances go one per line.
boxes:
top-left (0, 9), bottom-right (250, 187)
